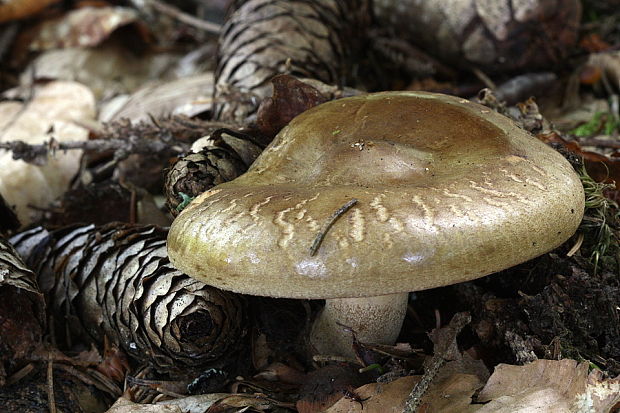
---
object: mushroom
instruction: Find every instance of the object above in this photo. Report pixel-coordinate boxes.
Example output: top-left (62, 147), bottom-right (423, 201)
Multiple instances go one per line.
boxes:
top-left (167, 91), bottom-right (585, 356)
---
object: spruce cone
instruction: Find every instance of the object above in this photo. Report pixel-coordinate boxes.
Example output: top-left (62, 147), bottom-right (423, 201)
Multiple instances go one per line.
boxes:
top-left (213, 0), bottom-right (371, 124)
top-left (373, 0), bottom-right (581, 72)
top-left (0, 236), bottom-right (45, 384)
top-left (165, 148), bottom-right (246, 215)
top-left (165, 131), bottom-right (262, 215)
top-left (10, 223), bottom-right (246, 377)
top-left (0, 237), bottom-right (40, 296)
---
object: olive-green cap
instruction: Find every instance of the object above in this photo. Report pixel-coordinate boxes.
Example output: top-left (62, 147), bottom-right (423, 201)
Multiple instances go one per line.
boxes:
top-left (168, 91), bottom-right (585, 299)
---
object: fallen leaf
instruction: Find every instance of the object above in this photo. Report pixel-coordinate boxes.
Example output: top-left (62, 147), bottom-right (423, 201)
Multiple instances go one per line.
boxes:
top-left (99, 73), bottom-right (214, 123)
top-left (475, 359), bottom-right (620, 413)
top-left (107, 392), bottom-right (291, 413)
top-left (256, 74), bottom-right (327, 138)
top-left (325, 376), bottom-right (420, 413)
top-left (206, 393), bottom-right (284, 412)
top-left (325, 373), bottom-right (483, 413)
top-left (28, 6), bottom-right (140, 51)
top-left (575, 369), bottom-right (620, 413)
top-left (421, 373), bottom-right (485, 413)
top-left (106, 396), bottom-right (183, 413)
top-left (20, 41), bottom-right (182, 100)
top-left (158, 393), bottom-right (241, 413)
top-left (478, 359), bottom-right (587, 404)
top-left (0, 81), bottom-right (95, 225)
top-left (538, 131), bottom-right (620, 188)
top-left (297, 364), bottom-right (367, 413)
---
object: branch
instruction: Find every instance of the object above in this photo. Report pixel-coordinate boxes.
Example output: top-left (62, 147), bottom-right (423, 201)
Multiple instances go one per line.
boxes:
top-left (0, 136), bottom-right (188, 165)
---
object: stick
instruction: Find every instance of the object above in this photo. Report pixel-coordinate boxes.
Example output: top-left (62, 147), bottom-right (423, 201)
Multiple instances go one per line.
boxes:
top-left (310, 199), bottom-right (358, 256)
top-left (146, 0), bottom-right (221, 34)
top-left (47, 353), bottom-right (56, 413)
top-left (0, 137), bottom-right (185, 164)
top-left (402, 312), bottom-right (471, 413)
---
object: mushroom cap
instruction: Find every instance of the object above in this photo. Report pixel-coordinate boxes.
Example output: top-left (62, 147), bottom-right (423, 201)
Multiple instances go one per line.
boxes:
top-left (168, 91), bottom-right (585, 299)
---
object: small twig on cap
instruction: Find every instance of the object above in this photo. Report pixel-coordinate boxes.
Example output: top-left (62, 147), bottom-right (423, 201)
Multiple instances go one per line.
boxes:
top-left (310, 199), bottom-right (358, 256)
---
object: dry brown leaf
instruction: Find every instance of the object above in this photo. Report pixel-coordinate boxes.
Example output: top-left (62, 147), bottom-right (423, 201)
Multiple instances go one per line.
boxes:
top-left (99, 73), bottom-right (214, 123)
top-left (105, 396), bottom-right (183, 413)
top-left (324, 359), bottom-right (619, 412)
top-left (107, 392), bottom-right (280, 413)
top-left (205, 393), bottom-right (282, 412)
top-left (475, 359), bottom-right (620, 413)
top-left (20, 42), bottom-right (182, 100)
top-left (325, 376), bottom-right (420, 413)
top-left (0, 81), bottom-right (95, 225)
top-left (325, 373), bottom-right (483, 413)
top-left (256, 74), bottom-right (327, 138)
top-left (297, 364), bottom-right (368, 413)
top-left (576, 369), bottom-right (620, 413)
top-left (421, 373), bottom-right (485, 413)
top-left (28, 6), bottom-right (139, 51)
top-left (157, 393), bottom-right (241, 412)
top-left (538, 131), bottom-right (620, 190)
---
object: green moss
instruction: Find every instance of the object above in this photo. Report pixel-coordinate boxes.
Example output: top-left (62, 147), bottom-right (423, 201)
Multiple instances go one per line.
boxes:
top-left (578, 166), bottom-right (619, 274)
top-left (571, 112), bottom-right (620, 137)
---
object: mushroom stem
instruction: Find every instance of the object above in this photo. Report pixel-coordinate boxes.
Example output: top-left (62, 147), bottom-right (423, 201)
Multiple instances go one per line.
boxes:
top-left (310, 293), bottom-right (409, 357)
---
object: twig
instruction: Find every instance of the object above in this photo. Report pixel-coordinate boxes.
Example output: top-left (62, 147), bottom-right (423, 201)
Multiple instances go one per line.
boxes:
top-left (472, 68), bottom-right (496, 91)
top-left (310, 199), bottom-right (358, 256)
top-left (5, 363), bottom-right (35, 386)
top-left (0, 136), bottom-right (187, 164)
top-left (54, 363), bottom-right (122, 397)
top-left (146, 0), bottom-right (221, 34)
top-left (47, 353), bottom-right (56, 413)
top-left (402, 312), bottom-right (471, 413)
top-left (312, 354), bottom-right (358, 364)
